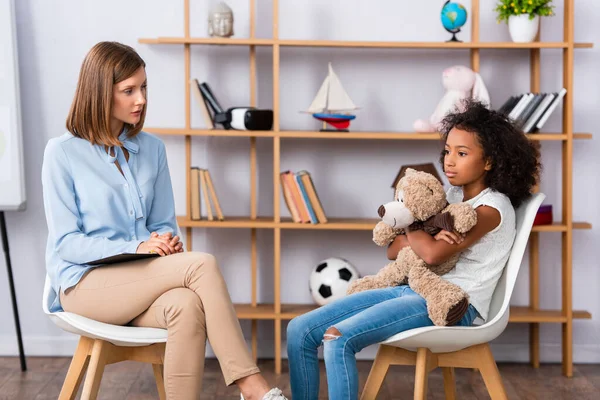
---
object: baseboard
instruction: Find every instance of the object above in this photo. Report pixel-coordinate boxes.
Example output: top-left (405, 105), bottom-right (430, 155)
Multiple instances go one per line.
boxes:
top-left (2, 336), bottom-right (599, 364)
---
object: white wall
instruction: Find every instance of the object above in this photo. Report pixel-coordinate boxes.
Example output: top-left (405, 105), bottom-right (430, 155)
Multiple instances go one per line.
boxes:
top-left (1, 0), bottom-right (598, 363)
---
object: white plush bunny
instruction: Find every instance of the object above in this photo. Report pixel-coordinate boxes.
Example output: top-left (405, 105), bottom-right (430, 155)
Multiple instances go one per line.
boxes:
top-left (413, 65), bottom-right (490, 132)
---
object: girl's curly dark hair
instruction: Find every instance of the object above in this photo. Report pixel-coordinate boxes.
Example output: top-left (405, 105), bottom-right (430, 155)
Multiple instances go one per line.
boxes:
top-left (438, 99), bottom-right (541, 208)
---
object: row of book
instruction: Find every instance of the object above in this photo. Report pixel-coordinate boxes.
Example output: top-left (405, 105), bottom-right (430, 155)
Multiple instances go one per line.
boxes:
top-left (190, 168), bottom-right (224, 221)
top-left (497, 88), bottom-right (566, 133)
top-left (280, 170), bottom-right (328, 224)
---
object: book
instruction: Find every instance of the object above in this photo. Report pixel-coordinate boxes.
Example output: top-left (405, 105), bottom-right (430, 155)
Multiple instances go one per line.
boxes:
top-left (298, 171), bottom-right (328, 223)
top-left (190, 167), bottom-right (201, 220)
top-left (199, 168), bottom-right (213, 220)
top-left (203, 169), bottom-right (225, 221)
top-left (280, 171), bottom-right (302, 222)
top-left (190, 78), bottom-right (215, 128)
top-left (86, 252), bottom-right (159, 266)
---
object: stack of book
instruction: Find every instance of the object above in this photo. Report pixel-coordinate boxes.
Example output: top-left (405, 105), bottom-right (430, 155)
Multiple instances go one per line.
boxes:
top-left (190, 168), bottom-right (224, 221)
top-left (280, 170), bottom-right (328, 224)
top-left (497, 88), bottom-right (567, 133)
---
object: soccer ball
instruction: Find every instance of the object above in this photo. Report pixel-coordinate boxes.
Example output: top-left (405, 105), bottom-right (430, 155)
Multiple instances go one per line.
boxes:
top-left (309, 257), bottom-right (360, 306)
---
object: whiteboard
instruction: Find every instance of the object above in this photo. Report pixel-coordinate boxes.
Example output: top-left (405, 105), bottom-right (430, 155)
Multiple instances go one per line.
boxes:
top-left (0, 0), bottom-right (26, 211)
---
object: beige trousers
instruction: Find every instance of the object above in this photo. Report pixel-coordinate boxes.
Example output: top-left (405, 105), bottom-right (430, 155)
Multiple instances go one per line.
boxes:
top-left (60, 251), bottom-right (259, 399)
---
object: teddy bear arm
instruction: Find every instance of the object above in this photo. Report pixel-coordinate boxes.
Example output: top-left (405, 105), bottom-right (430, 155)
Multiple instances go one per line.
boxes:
top-left (373, 221), bottom-right (401, 247)
top-left (442, 203), bottom-right (478, 234)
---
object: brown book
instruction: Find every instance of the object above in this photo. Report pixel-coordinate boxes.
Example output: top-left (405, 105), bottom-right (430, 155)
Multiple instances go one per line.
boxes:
top-left (280, 171), bottom-right (301, 222)
top-left (190, 167), bottom-right (201, 220)
top-left (204, 169), bottom-right (224, 221)
top-left (199, 169), bottom-right (213, 220)
top-left (298, 170), bottom-right (328, 223)
top-left (284, 172), bottom-right (309, 223)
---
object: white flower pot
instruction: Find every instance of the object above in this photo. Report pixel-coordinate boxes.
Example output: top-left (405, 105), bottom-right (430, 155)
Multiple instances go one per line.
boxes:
top-left (508, 14), bottom-right (540, 43)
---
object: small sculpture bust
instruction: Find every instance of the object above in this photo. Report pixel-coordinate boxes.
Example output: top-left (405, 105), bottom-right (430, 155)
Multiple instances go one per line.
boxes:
top-left (208, 2), bottom-right (234, 38)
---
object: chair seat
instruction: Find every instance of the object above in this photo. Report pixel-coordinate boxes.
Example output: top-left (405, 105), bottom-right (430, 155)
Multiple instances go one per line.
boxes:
top-left (380, 311), bottom-right (508, 353)
top-left (49, 311), bottom-right (168, 347)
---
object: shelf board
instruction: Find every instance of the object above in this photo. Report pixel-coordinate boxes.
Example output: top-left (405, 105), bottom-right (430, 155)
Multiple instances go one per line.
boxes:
top-left (234, 304), bottom-right (277, 319)
top-left (178, 217), bottom-right (592, 231)
top-left (138, 37), bottom-right (593, 49)
top-left (144, 127), bottom-right (592, 141)
top-left (509, 307), bottom-right (592, 323)
top-left (278, 40), bottom-right (593, 49)
top-left (138, 37), bottom-right (274, 46)
top-left (177, 216), bottom-right (277, 229)
top-left (234, 304), bottom-right (592, 322)
top-left (278, 131), bottom-right (593, 141)
top-left (144, 127), bottom-right (275, 138)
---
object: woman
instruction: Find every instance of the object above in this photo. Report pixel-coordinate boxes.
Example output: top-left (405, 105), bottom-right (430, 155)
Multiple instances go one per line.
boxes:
top-left (42, 41), bottom-right (286, 400)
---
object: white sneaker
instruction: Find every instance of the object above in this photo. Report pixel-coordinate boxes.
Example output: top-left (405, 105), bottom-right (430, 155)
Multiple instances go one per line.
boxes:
top-left (240, 387), bottom-right (288, 400)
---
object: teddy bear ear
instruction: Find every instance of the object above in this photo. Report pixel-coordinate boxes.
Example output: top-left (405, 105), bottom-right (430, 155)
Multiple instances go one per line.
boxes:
top-left (405, 168), bottom-right (417, 176)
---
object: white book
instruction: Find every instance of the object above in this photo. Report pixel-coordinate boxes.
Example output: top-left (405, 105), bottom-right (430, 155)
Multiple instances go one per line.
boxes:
top-left (535, 88), bottom-right (567, 130)
top-left (523, 93), bottom-right (555, 133)
top-left (509, 93), bottom-right (533, 121)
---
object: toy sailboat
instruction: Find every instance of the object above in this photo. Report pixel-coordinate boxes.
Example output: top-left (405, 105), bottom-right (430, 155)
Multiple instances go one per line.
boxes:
top-left (304, 62), bottom-right (358, 131)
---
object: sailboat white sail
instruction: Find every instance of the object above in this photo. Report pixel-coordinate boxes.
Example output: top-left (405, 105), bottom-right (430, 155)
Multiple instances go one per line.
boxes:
top-left (305, 63), bottom-right (358, 114)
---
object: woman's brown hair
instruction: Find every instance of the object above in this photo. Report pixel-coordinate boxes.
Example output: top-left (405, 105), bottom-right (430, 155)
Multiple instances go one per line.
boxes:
top-left (66, 41), bottom-right (146, 147)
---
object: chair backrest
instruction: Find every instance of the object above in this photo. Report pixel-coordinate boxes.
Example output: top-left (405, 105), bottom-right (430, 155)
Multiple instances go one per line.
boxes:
top-left (486, 192), bottom-right (545, 323)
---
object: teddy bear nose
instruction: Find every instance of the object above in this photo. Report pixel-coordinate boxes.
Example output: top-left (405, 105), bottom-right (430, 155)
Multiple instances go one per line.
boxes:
top-left (377, 205), bottom-right (386, 218)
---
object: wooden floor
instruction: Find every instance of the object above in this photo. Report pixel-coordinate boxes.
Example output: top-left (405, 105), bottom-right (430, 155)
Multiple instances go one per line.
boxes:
top-left (1, 357), bottom-right (599, 399)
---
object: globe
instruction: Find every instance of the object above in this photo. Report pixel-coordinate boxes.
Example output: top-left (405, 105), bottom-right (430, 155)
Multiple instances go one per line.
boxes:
top-left (441, 1), bottom-right (467, 42)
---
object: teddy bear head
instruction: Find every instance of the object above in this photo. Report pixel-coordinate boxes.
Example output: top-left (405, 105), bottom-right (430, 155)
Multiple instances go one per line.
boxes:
top-left (377, 168), bottom-right (447, 229)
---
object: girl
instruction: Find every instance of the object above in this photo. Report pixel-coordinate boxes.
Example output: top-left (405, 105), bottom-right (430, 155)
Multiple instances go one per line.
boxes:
top-left (286, 99), bottom-right (541, 400)
top-left (42, 41), bottom-right (286, 400)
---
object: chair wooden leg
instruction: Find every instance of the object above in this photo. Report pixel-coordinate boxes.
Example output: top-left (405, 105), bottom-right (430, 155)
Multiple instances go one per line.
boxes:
top-left (59, 336), bottom-right (94, 400)
top-left (81, 339), bottom-right (110, 400)
top-left (414, 348), bottom-right (434, 400)
top-left (442, 367), bottom-right (456, 400)
top-left (153, 364), bottom-right (166, 400)
top-left (360, 345), bottom-right (396, 400)
top-left (475, 344), bottom-right (508, 400)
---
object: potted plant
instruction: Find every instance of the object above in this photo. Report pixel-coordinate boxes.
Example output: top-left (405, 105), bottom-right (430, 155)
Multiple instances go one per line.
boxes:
top-left (495, 0), bottom-right (554, 43)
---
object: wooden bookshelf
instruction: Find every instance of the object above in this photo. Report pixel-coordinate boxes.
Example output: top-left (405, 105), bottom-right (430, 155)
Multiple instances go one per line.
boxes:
top-left (140, 0), bottom-right (592, 376)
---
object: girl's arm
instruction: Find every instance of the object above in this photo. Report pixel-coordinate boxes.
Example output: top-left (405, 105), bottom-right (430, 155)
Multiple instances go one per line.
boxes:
top-left (405, 206), bottom-right (501, 265)
top-left (387, 234), bottom-right (410, 260)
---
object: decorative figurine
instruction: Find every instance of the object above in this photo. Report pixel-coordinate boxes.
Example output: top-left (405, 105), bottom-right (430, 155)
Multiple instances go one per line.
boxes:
top-left (208, 2), bottom-right (234, 38)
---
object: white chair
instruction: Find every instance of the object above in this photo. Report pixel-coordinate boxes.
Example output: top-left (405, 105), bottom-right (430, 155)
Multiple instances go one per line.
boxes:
top-left (43, 276), bottom-right (167, 400)
top-left (360, 193), bottom-right (545, 400)
top-left (42, 228), bottom-right (186, 400)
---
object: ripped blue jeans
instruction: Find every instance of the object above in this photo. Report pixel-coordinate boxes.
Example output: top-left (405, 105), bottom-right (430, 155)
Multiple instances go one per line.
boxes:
top-left (286, 285), bottom-right (478, 400)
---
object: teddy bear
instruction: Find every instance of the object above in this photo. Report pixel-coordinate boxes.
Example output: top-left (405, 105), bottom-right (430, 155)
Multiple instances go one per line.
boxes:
top-left (413, 65), bottom-right (490, 132)
top-left (346, 169), bottom-right (478, 326)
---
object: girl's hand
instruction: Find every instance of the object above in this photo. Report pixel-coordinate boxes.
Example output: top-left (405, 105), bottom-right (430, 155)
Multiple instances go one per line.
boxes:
top-left (151, 232), bottom-right (184, 253)
top-left (434, 230), bottom-right (465, 245)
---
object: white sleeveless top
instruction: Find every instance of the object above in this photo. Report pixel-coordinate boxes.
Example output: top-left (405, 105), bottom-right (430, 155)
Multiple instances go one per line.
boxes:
top-left (442, 187), bottom-right (516, 321)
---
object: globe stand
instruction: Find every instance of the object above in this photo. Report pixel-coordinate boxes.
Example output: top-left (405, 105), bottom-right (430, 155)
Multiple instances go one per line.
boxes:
top-left (445, 28), bottom-right (462, 42)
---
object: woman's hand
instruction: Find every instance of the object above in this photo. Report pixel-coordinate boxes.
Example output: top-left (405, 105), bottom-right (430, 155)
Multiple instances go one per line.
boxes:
top-left (136, 232), bottom-right (182, 256)
top-left (151, 231), bottom-right (184, 253)
top-left (434, 230), bottom-right (465, 245)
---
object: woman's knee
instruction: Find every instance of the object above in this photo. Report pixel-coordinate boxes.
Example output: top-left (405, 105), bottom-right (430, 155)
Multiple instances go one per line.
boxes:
top-left (163, 288), bottom-right (205, 327)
